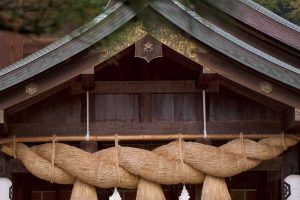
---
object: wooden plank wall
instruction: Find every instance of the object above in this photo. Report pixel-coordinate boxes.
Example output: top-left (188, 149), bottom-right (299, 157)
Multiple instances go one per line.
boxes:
top-left (9, 86), bottom-right (282, 136)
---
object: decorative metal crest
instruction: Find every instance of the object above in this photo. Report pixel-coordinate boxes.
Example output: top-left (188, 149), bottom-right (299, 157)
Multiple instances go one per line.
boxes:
top-left (259, 81), bottom-right (272, 94)
top-left (25, 83), bottom-right (38, 96)
top-left (134, 35), bottom-right (163, 63)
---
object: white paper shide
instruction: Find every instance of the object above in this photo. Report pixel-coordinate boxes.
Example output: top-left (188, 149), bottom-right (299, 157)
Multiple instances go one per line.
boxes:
top-left (109, 187), bottom-right (122, 200)
top-left (179, 185), bottom-right (190, 200)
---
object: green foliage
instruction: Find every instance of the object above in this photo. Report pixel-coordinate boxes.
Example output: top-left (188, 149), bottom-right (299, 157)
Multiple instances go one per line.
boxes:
top-left (254, 0), bottom-right (300, 25)
top-left (0, 0), bottom-right (107, 34)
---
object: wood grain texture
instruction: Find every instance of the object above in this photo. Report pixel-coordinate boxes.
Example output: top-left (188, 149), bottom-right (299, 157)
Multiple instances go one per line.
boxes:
top-left (10, 121), bottom-right (282, 136)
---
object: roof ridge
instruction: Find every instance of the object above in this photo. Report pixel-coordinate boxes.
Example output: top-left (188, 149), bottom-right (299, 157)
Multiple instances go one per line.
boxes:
top-left (238, 0), bottom-right (300, 32)
top-left (0, 1), bottom-right (124, 77)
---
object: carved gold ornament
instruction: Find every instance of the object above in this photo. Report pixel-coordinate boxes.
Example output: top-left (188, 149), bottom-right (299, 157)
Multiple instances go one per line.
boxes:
top-left (25, 83), bottom-right (38, 96)
top-left (260, 81), bottom-right (272, 94)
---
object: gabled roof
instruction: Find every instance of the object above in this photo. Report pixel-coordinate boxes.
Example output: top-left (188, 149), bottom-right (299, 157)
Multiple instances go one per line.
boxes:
top-left (0, 0), bottom-right (299, 92)
top-left (206, 0), bottom-right (300, 50)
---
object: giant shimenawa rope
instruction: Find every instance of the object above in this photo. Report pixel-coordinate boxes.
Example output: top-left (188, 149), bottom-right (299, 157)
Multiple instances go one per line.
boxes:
top-left (0, 136), bottom-right (299, 200)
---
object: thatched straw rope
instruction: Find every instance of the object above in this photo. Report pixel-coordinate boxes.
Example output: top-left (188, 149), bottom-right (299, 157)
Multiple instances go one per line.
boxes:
top-left (0, 136), bottom-right (299, 200)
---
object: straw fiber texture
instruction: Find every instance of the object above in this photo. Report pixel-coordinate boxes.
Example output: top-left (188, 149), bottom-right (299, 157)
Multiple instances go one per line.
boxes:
top-left (0, 136), bottom-right (298, 200)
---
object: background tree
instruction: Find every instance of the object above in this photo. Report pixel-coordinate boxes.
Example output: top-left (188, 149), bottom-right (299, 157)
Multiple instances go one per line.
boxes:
top-left (254, 0), bottom-right (300, 25)
top-left (0, 0), bottom-right (299, 35)
top-left (0, 0), bottom-right (106, 35)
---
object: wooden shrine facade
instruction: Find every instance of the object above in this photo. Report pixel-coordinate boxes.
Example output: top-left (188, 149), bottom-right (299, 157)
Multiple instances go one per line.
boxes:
top-left (0, 0), bottom-right (299, 199)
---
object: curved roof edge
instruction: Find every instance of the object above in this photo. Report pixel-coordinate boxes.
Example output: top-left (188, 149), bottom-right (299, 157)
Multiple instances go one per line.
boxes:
top-left (204, 0), bottom-right (300, 50)
top-left (0, 0), bottom-right (299, 92)
top-left (173, 0), bottom-right (300, 75)
top-left (151, 0), bottom-right (300, 89)
top-left (0, 2), bottom-right (124, 77)
top-left (239, 0), bottom-right (300, 32)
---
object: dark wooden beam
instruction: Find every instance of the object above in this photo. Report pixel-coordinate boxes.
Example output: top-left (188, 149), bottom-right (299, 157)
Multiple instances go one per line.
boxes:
top-left (10, 120), bottom-right (282, 136)
top-left (218, 77), bottom-right (289, 112)
top-left (71, 80), bottom-right (202, 94)
top-left (0, 53), bottom-right (99, 111)
top-left (5, 81), bottom-right (75, 115)
top-left (196, 51), bottom-right (300, 108)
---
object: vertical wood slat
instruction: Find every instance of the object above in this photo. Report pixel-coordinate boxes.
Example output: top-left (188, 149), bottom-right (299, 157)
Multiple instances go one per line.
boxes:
top-left (139, 93), bottom-right (152, 122)
top-left (0, 31), bottom-right (23, 68)
top-left (95, 94), bottom-right (139, 122)
top-left (152, 94), bottom-right (174, 121)
top-left (10, 94), bottom-right (82, 124)
top-left (209, 87), bottom-right (280, 121)
top-left (152, 94), bottom-right (203, 122)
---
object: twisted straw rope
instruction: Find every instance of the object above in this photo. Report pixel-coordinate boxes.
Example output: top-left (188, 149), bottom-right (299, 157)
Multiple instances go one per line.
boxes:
top-left (0, 136), bottom-right (299, 189)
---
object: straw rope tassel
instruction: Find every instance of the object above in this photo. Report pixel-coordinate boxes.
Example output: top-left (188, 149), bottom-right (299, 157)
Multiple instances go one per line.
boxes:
top-left (202, 90), bottom-right (207, 139)
top-left (178, 134), bottom-right (190, 200)
top-left (109, 134), bottom-right (122, 200)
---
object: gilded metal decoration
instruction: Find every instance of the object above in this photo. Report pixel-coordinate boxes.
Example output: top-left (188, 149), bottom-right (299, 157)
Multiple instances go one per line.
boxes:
top-left (90, 21), bottom-right (147, 63)
top-left (260, 81), bottom-right (272, 94)
top-left (25, 83), bottom-right (38, 96)
top-left (135, 35), bottom-right (163, 62)
top-left (143, 15), bottom-right (207, 62)
top-left (89, 16), bottom-right (207, 66)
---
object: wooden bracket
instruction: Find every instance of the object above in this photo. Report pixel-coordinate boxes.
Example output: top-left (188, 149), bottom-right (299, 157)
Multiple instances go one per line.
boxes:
top-left (282, 108), bottom-right (300, 133)
top-left (81, 74), bottom-right (95, 91)
top-left (197, 73), bottom-right (219, 93)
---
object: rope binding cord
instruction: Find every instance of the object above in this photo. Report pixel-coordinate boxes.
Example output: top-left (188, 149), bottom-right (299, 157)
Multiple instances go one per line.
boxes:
top-left (12, 135), bottom-right (17, 159)
top-left (109, 134), bottom-right (122, 200)
top-left (240, 132), bottom-right (249, 169)
top-left (281, 132), bottom-right (287, 150)
top-left (178, 133), bottom-right (190, 200)
top-left (51, 135), bottom-right (57, 183)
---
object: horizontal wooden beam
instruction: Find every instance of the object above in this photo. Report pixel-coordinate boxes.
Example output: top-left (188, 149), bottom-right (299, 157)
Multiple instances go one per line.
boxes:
top-left (10, 121), bottom-right (282, 136)
top-left (71, 80), bottom-right (202, 94)
top-left (0, 53), bottom-right (100, 110)
top-left (196, 51), bottom-right (300, 108)
top-left (1, 133), bottom-right (299, 145)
